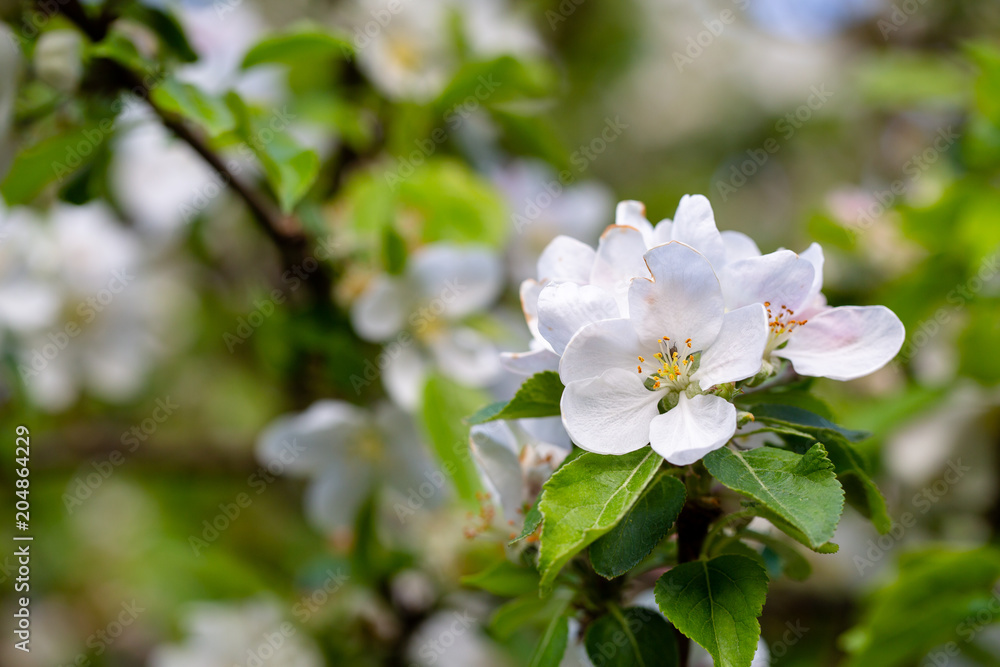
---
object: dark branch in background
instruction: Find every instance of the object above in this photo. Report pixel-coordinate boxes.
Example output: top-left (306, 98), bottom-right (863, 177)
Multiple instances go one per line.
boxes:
top-left (45, 0), bottom-right (344, 284)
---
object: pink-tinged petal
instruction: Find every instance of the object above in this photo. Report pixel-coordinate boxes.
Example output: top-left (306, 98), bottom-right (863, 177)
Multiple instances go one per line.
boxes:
top-left (559, 318), bottom-right (652, 384)
top-left (720, 249), bottom-right (815, 313)
top-left (799, 242), bottom-right (825, 302)
top-left (776, 305), bottom-right (905, 381)
top-left (501, 347), bottom-right (560, 375)
top-left (536, 235), bottom-right (596, 284)
top-left (519, 279), bottom-right (544, 342)
top-left (649, 393), bottom-right (736, 465)
top-left (694, 303), bottom-right (768, 390)
top-left (350, 276), bottom-right (412, 342)
top-left (629, 242), bottom-right (725, 351)
top-left (671, 194), bottom-right (726, 268)
top-left (560, 368), bottom-right (662, 454)
top-left (589, 225), bottom-right (650, 315)
top-left (721, 230), bottom-right (761, 263)
top-left (537, 282), bottom-right (620, 355)
top-left (615, 200), bottom-right (655, 245)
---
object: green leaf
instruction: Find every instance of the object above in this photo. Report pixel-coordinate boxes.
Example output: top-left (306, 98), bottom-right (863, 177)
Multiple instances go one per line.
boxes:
top-left (435, 55), bottom-right (555, 111)
top-left (1, 125), bottom-right (107, 204)
top-left (590, 473), bottom-right (686, 579)
top-left (510, 499), bottom-right (543, 546)
top-left (529, 612), bottom-right (570, 667)
top-left (122, 4), bottom-right (198, 62)
top-left (489, 590), bottom-right (573, 640)
top-left (750, 404), bottom-right (869, 442)
top-left (151, 78), bottom-right (236, 137)
top-left (704, 444), bottom-right (844, 549)
top-left (753, 404), bottom-right (890, 534)
top-left (740, 532), bottom-right (811, 581)
top-left (461, 560), bottom-right (539, 597)
top-left (749, 505), bottom-right (839, 554)
top-left (537, 449), bottom-right (662, 594)
top-left (419, 375), bottom-right (485, 506)
top-left (842, 547), bottom-right (1000, 667)
top-left (655, 555), bottom-right (769, 667)
top-left (585, 606), bottom-right (679, 667)
top-left (467, 371), bottom-right (564, 424)
top-left (242, 22), bottom-right (352, 68)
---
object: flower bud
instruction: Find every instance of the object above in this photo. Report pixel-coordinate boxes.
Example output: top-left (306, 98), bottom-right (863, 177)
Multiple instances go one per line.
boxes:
top-left (34, 30), bottom-right (84, 93)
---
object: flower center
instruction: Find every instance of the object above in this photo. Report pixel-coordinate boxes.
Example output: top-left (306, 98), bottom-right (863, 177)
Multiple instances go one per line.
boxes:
top-left (763, 301), bottom-right (808, 358)
top-left (637, 336), bottom-right (699, 392)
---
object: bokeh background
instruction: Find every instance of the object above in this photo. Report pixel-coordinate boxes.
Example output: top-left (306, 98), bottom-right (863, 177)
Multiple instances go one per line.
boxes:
top-left (1, 0), bottom-right (1000, 664)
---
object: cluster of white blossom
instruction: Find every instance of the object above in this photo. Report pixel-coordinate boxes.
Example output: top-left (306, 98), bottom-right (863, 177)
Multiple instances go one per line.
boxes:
top-left (503, 194), bottom-right (905, 465)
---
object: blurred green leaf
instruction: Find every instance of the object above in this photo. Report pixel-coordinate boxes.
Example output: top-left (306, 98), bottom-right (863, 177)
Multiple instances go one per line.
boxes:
top-left (242, 22), bottom-right (352, 68)
top-left (461, 559), bottom-right (540, 596)
top-left (529, 611), bottom-right (570, 667)
top-left (1, 124), bottom-right (107, 203)
top-left (419, 375), bottom-right (486, 506)
top-left (842, 547), bottom-right (1000, 667)
top-left (152, 78), bottom-right (236, 137)
top-left (122, 4), bottom-right (198, 62)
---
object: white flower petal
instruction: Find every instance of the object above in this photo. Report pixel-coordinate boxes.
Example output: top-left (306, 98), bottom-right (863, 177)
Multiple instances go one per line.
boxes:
top-left (256, 400), bottom-right (368, 476)
top-left (559, 317), bottom-right (651, 385)
top-left (649, 393), bottom-right (736, 465)
top-left (517, 416), bottom-right (573, 451)
top-left (588, 224), bottom-right (650, 315)
top-left (306, 463), bottom-right (375, 532)
top-left (629, 242), bottom-right (725, 351)
top-left (799, 242), bottom-right (825, 301)
top-left (470, 422), bottom-right (524, 522)
top-left (720, 249), bottom-right (815, 313)
top-left (536, 235), bottom-right (596, 284)
top-left (519, 279), bottom-right (544, 342)
top-left (721, 230), bottom-right (762, 263)
top-left (536, 282), bottom-right (620, 355)
top-left (383, 345), bottom-right (430, 410)
top-left (670, 194), bottom-right (727, 268)
top-left (500, 347), bottom-right (560, 375)
top-left (411, 244), bottom-right (503, 319)
top-left (694, 304), bottom-right (768, 390)
top-left (615, 200), bottom-right (655, 245)
top-left (429, 326), bottom-right (502, 387)
top-left (350, 276), bottom-right (412, 342)
top-left (776, 305), bottom-right (905, 381)
top-left (560, 368), bottom-right (662, 454)
top-left (650, 219), bottom-right (674, 246)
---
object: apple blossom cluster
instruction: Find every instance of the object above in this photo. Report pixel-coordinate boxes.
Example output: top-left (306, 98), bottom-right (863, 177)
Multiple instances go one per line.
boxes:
top-left (503, 195), bottom-right (906, 465)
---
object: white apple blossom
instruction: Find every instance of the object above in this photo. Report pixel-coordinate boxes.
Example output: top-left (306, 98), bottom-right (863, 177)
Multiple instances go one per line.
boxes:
top-left (347, 0), bottom-right (542, 102)
top-left (469, 418), bottom-right (571, 527)
top-left (557, 242), bottom-right (768, 464)
top-left (256, 400), bottom-right (437, 532)
top-left (0, 202), bottom-right (189, 411)
top-left (149, 598), bottom-right (323, 667)
top-left (350, 243), bottom-right (504, 409)
top-left (718, 243), bottom-right (905, 380)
